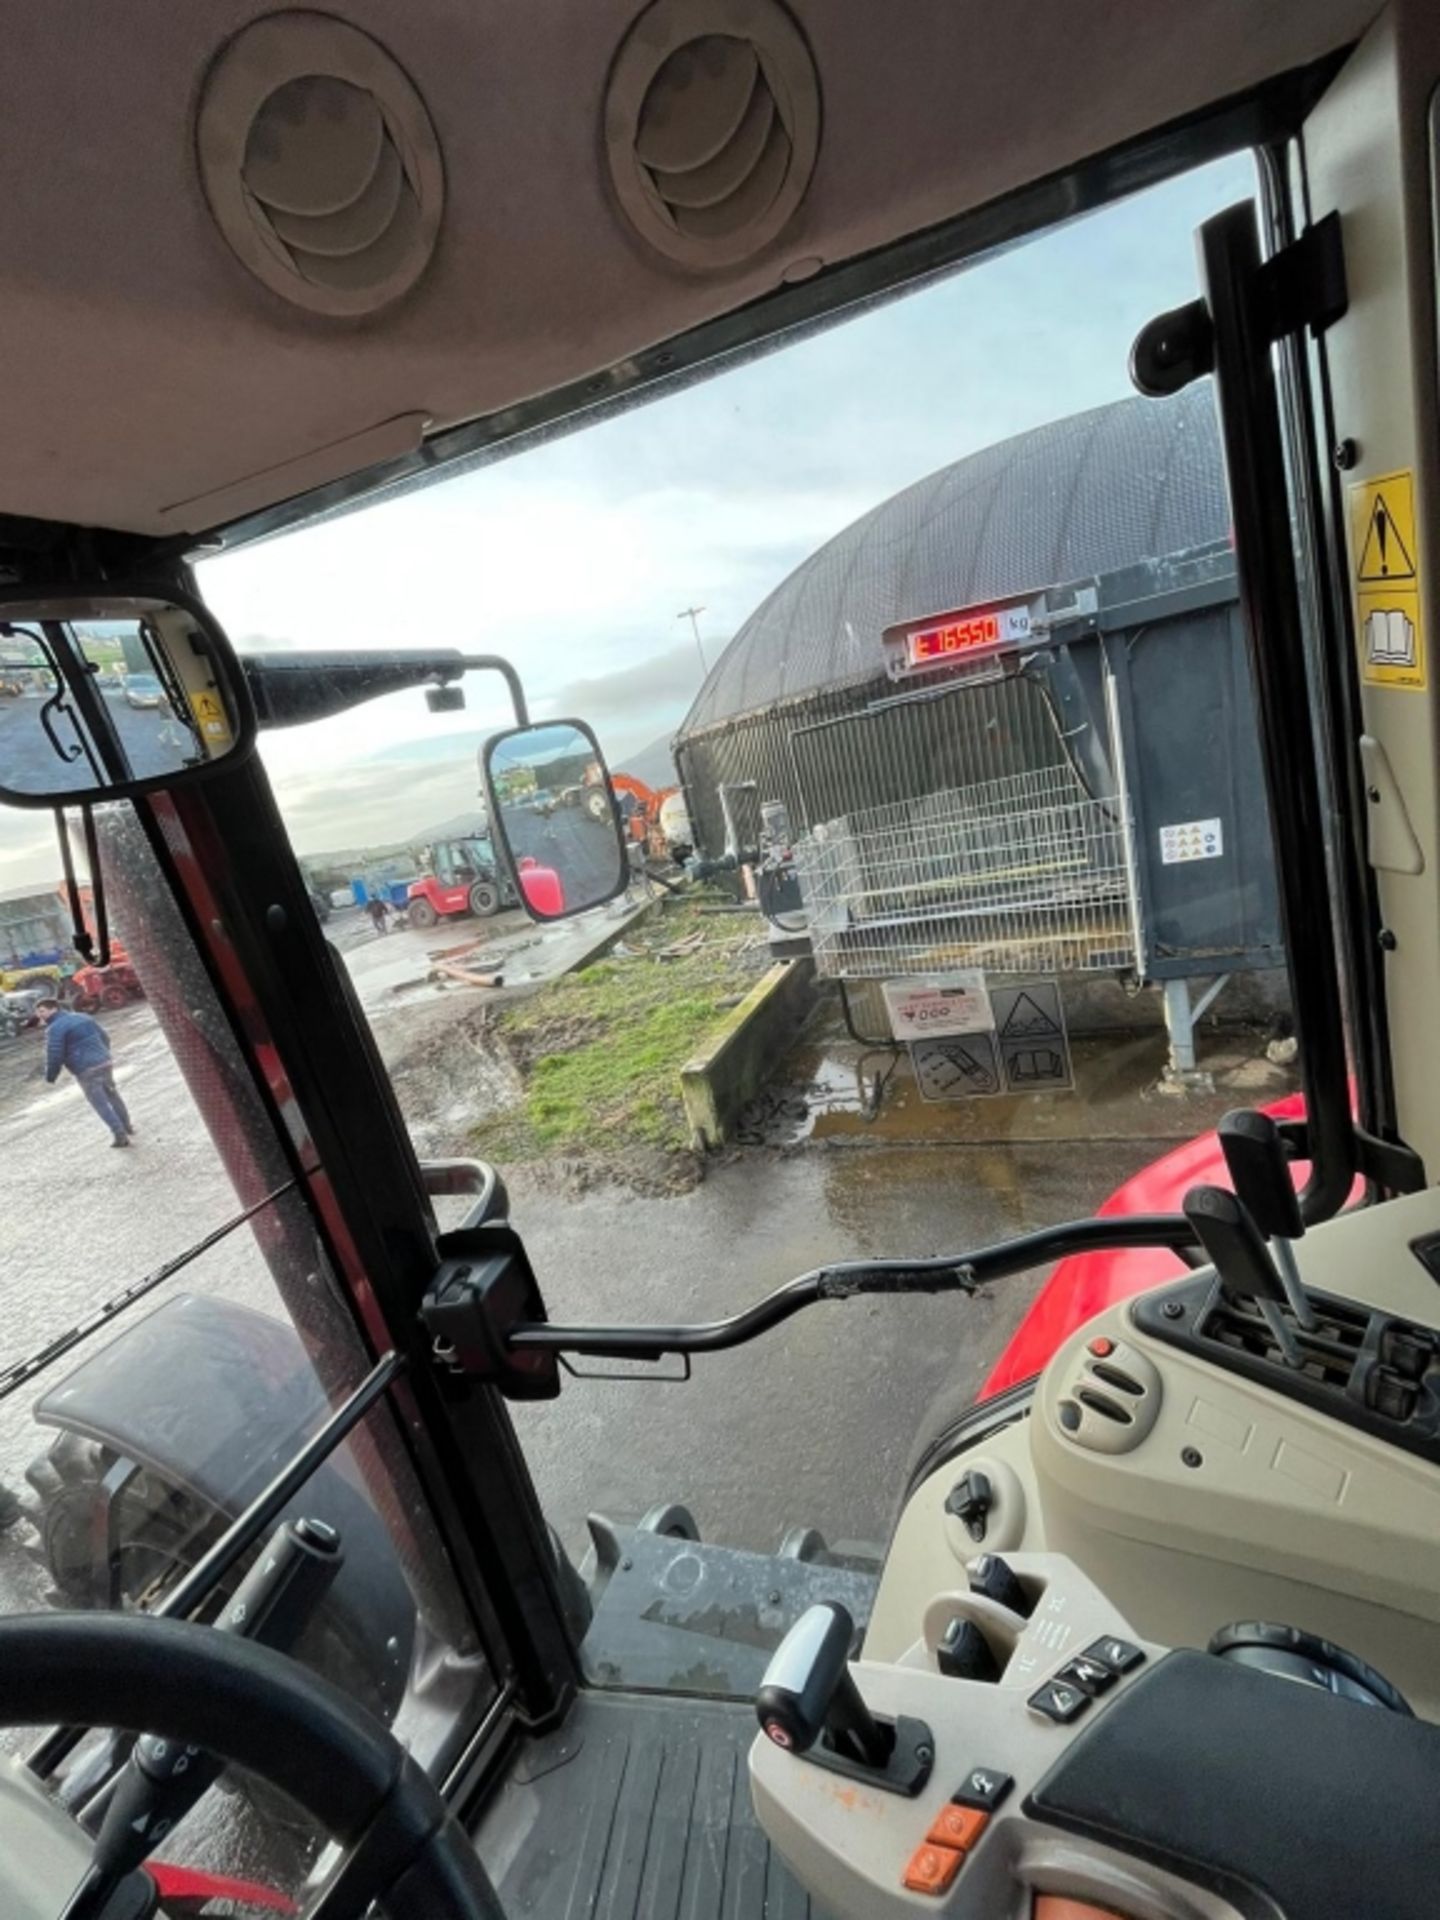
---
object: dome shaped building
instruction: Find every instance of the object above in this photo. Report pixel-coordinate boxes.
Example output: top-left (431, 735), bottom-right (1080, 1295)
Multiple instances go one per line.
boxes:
top-left (674, 387), bottom-right (1228, 858)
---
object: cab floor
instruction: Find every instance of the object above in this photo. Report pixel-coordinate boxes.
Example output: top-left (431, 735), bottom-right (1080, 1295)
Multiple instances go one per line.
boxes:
top-left (475, 1691), bottom-right (830, 1920)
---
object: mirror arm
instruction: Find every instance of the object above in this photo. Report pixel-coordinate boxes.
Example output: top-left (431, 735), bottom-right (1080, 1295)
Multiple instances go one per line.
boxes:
top-left (54, 805), bottom-right (111, 968)
top-left (241, 650), bottom-right (530, 728)
top-left (459, 654), bottom-right (529, 726)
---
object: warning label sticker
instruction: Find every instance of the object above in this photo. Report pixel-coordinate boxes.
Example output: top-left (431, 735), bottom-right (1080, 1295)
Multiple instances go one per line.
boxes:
top-left (990, 980), bottom-right (1074, 1094)
top-left (882, 971), bottom-right (994, 1042)
top-left (911, 1032), bottom-right (1003, 1101)
top-left (1350, 469), bottom-right (1425, 689)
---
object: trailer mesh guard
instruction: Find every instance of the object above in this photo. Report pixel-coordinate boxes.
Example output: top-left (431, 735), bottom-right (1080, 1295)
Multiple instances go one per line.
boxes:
top-left (795, 765), bottom-right (1139, 979)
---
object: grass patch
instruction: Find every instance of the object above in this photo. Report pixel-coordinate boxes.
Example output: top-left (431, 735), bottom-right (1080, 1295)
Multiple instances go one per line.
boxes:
top-left (474, 901), bottom-right (767, 1162)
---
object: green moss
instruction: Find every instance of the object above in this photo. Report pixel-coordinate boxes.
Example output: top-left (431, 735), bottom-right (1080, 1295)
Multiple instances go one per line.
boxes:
top-left (473, 904), bottom-right (760, 1161)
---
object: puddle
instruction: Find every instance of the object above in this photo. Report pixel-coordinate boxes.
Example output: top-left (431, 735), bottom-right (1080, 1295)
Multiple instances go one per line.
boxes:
top-left (733, 1002), bottom-right (1298, 1150)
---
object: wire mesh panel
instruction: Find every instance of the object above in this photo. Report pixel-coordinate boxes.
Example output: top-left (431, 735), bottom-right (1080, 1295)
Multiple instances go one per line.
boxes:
top-left (795, 766), bottom-right (1138, 978)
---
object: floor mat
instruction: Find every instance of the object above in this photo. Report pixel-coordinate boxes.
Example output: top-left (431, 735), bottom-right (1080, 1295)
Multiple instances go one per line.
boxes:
top-left (477, 1691), bottom-right (831, 1919)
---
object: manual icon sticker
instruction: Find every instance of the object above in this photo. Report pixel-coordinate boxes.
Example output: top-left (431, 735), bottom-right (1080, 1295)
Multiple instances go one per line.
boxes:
top-left (1351, 469), bottom-right (1426, 690)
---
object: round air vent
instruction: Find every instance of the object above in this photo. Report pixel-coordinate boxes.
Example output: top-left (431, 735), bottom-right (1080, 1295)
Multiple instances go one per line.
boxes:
top-left (195, 12), bottom-right (444, 317)
top-left (605, 0), bottom-right (820, 271)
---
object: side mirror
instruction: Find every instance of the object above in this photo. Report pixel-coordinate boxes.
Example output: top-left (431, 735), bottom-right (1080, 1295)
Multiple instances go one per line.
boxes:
top-left (481, 720), bottom-right (629, 921)
top-left (0, 586), bottom-right (254, 807)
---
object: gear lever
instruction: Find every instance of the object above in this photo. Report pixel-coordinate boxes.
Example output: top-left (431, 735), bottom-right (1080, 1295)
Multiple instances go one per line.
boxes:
top-left (1218, 1109), bottom-right (1318, 1332)
top-left (756, 1602), bottom-right (892, 1768)
top-left (1183, 1185), bottom-right (1303, 1367)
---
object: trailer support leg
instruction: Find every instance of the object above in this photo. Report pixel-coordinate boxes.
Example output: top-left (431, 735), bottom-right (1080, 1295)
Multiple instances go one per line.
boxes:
top-left (1162, 976), bottom-right (1228, 1087)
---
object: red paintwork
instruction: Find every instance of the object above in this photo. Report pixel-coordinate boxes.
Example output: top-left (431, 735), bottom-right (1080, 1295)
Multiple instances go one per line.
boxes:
top-left (978, 1093), bottom-right (1315, 1400)
top-left (517, 856), bottom-right (564, 915)
top-left (149, 1861), bottom-right (298, 1912)
top-left (408, 874), bottom-right (472, 917)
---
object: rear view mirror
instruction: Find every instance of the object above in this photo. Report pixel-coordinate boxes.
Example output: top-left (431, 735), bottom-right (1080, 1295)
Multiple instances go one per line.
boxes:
top-left (482, 720), bottom-right (629, 921)
top-left (0, 588), bottom-right (254, 807)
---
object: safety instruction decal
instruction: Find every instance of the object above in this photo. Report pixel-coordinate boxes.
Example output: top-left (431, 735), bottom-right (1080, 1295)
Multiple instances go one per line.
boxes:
top-left (1350, 469), bottom-right (1426, 690)
top-left (1159, 818), bottom-right (1223, 865)
top-left (908, 979), bottom-right (1074, 1099)
top-left (912, 1032), bottom-right (1004, 1100)
top-left (990, 981), bottom-right (1074, 1093)
top-left (883, 970), bottom-right (993, 1041)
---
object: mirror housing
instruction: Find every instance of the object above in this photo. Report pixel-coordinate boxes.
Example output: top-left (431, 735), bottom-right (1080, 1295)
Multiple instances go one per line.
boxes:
top-left (481, 720), bottom-right (630, 921)
top-left (0, 583), bottom-right (255, 808)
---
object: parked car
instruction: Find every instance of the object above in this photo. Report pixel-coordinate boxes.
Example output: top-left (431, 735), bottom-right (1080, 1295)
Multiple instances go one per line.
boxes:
top-left (123, 671), bottom-right (165, 709)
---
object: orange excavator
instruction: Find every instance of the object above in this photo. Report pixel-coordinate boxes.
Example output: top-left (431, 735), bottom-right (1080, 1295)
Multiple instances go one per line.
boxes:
top-left (580, 762), bottom-right (678, 861)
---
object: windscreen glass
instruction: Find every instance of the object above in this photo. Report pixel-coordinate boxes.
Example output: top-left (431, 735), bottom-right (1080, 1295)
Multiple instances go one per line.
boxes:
top-left (186, 150), bottom-right (1301, 1682)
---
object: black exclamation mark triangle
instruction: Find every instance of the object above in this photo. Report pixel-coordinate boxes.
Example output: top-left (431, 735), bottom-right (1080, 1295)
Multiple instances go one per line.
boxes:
top-left (1359, 493), bottom-right (1417, 583)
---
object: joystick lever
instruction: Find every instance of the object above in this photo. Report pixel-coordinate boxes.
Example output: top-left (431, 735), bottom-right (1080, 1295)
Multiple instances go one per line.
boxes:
top-left (756, 1602), bottom-right (893, 1769)
top-left (1218, 1109), bottom-right (1317, 1332)
top-left (1183, 1185), bottom-right (1303, 1367)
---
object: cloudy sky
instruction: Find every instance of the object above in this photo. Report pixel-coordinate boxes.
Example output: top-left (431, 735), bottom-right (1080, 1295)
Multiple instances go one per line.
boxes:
top-left (2, 153), bottom-right (1250, 888)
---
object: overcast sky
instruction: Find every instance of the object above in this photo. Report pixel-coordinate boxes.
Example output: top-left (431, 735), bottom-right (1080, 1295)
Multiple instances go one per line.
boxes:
top-left (2, 153), bottom-right (1250, 889)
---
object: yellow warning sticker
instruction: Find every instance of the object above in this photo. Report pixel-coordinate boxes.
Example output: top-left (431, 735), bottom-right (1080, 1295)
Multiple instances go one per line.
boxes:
top-left (1350, 468), bottom-right (1426, 689)
top-left (189, 687), bottom-right (232, 748)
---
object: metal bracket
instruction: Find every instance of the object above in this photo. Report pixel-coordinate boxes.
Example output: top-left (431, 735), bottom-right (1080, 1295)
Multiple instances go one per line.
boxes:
top-left (1255, 211), bottom-right (1347, 342)
top-left (800, 1713), bottom-right (934, 1799)
top-left (1131, 213), bottom-right (1347, 398)
top-left (421, 1223), bottom-right (560, 1400)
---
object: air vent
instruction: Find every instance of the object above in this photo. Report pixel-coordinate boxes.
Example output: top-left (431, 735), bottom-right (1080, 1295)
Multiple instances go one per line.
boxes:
top-left (196, 12), bottom-right (444, 316)
top-left (605, 0), bottom-right (820, 270)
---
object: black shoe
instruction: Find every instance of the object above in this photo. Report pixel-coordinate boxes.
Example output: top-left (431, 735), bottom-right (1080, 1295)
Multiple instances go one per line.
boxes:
top-left (125, 1124), bottom-right (137, 1137)
top-left (0, 1484), bottom-right (23, 1532)
top-left (111, 1134), bottom-right (131, 1149)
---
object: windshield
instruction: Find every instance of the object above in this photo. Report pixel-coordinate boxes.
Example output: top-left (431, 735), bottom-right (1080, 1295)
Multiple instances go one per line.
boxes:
top-left (184, 149), bottom-right (1310, 1593)
top-left (1, 142), bottom-right (1325, 1795)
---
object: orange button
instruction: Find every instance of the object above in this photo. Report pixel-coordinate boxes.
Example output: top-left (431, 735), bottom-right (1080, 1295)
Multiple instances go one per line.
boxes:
top-left (1033, 1897), bottom-right (1131, 1919)
top-left (925, 1804), bottom-right (989, 1851)
top-left (1087, 1336), bottom-right (1115, 1357)
top-left (902, 1843), bottom-right (964, 1895)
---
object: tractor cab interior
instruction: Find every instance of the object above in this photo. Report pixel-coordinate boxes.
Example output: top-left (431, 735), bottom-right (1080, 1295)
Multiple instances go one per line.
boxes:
top-left (5, 3), bottom-right (1440, 1917)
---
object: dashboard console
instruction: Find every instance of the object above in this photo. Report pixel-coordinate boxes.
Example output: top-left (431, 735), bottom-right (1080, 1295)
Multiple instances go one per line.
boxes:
top-left (751, 1186), bottom-right (1440, 1919)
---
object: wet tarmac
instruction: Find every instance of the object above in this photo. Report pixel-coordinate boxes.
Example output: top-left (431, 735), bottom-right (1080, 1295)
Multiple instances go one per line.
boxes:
top-left (731, 1001), bottom-right (1296, 1149)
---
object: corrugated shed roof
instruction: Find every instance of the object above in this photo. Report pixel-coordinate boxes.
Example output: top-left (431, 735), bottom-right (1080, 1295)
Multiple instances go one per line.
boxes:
top-left (679, 389), bottom-right (1226, 735)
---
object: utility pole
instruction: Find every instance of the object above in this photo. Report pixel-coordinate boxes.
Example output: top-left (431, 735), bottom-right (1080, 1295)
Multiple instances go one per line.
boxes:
top-left (677, 604), bottom-right (708, 676)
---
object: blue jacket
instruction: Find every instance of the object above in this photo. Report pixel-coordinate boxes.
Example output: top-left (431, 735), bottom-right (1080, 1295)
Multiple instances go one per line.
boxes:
top-left (44, 1010), bottom-right (113, 1083)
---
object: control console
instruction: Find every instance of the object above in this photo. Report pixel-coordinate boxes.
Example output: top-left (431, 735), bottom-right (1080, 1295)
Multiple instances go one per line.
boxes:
top-left (751, 1549), bottom-right (1440, 1918)
top-left (751, 1553), bottom-right (1163, 1917)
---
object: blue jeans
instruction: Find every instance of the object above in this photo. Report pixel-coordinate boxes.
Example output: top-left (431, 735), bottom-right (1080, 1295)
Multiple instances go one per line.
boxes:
top-left (78, 1065), bottom-right (132, 1139)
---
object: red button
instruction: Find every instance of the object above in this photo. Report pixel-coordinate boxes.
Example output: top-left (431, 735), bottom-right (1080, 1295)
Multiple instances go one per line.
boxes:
top-left (926, 1804), bottom-right (988, 1851)
top-left (1087, 1336), bottom-right (1115, 1357)
top-left (902, 1843), bottom-right (963, 1895)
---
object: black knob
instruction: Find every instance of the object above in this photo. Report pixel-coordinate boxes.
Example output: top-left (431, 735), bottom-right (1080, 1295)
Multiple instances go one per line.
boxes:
top-left (936, 1617), bottom-right (1000, 1682)
top-left (1218, 1110), bottom-right (1304, 1243)
top-left (756, 1603), bottom-right (892, 1768)
top-left (944, 1469), bottom-right (993, 1543)
top-left (1184, 1185), bottom-right (1301, 1365)
top-left (969, 1553), bottom-right (1032, 1618)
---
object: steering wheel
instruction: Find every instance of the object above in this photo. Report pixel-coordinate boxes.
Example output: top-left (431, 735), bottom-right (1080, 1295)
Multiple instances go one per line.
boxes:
top-left (0, 1614), bottom-right (504, 1919)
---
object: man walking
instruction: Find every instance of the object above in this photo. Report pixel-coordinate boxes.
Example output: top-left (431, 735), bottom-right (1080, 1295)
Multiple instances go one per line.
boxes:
top-left (37, 997), bottom-right (135, 1148)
